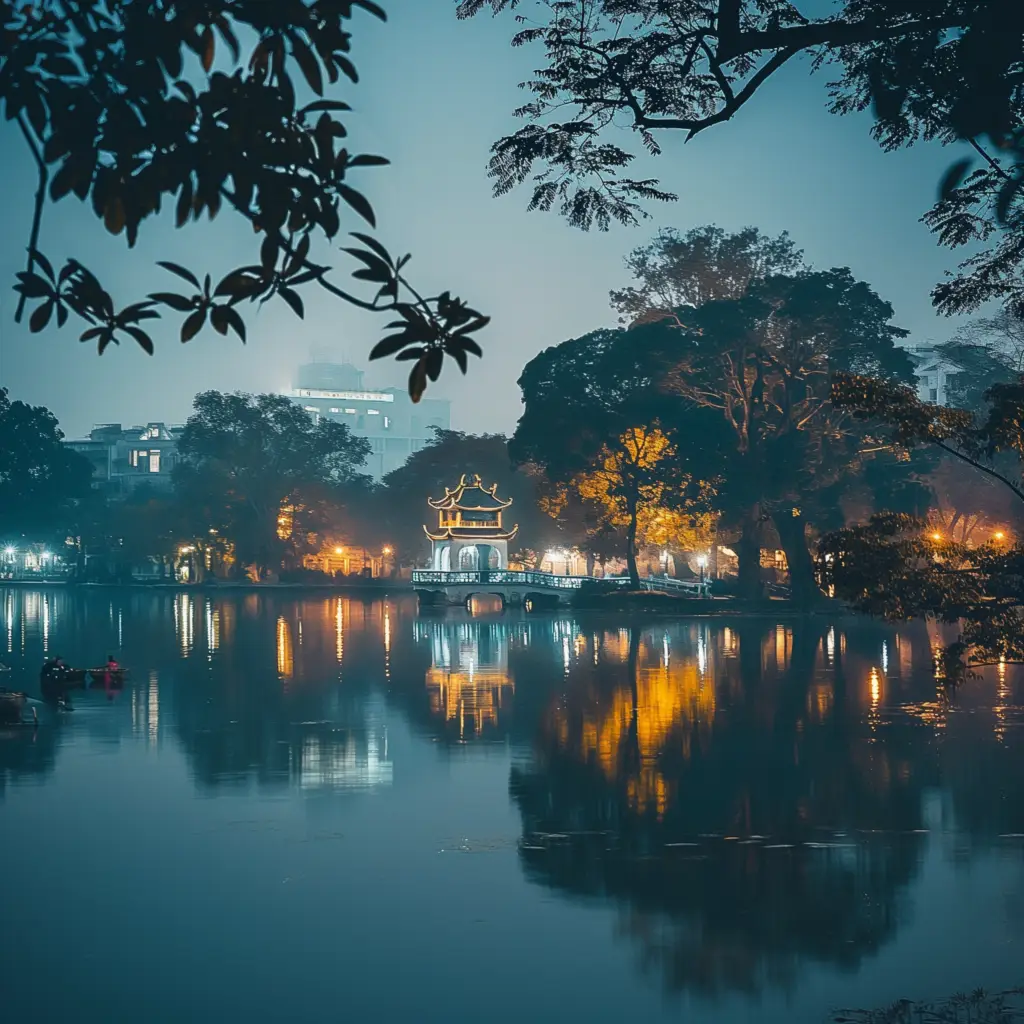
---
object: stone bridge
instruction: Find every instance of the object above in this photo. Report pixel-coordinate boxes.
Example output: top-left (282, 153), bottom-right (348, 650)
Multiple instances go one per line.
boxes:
top-left (411, 569), bottom-right (709, 608)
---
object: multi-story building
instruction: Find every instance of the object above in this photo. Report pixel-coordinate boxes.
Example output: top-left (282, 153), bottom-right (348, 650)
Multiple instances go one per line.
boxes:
top-left (66, 422), bottom-right (183, 496)
top-left (285, 361), bottom-right (451, 479)
top-left (903, 342), bottom-right (962, 406)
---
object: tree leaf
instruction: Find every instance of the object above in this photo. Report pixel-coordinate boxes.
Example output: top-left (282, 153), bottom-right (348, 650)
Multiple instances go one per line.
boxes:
top-left (939, 157), bottom-right (973, 201)
top-left (425, 347), bottom-right (443, 381)
top-left (291, 38), bottom-right (324, 96)
top-left (347, 154), bottom-right (390, 168)
top-left (158, 261), bottom-right (202, 288)
top-left (181, 309), bottom-right (207, 342)
top-left (338, 184), bottom-right (376, 226)
top-left (15, 272), bottom-right (54, 300)
top-left (409, 358), bottom-right (428, 403)
top-left (124, 327), bottom-right (155, 354)
top-left (299, 99), bottom-right (352, 115)
top-left (221, 305), bottom-right (247, 342)
top-left (369, 334), bottom-right (413, 360)
top-left (201, 25), bottom-right (215, 72)
top-left (149, 291), bottom-right (196, 312)
top-left (29, 301), bottom-right (54, 333)
top-left (349, 232), bottom-right (393, 265)
top-left (210, 305), bottom-right (229, 335)
top-left (278, 286), bottom-right (305, 318)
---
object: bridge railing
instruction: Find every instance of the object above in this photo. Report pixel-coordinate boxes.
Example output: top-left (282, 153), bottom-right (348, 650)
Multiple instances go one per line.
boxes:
top-left (412, 569), bottom-right (589, 589)
top-left (411, 569), bottom-right (712, 596)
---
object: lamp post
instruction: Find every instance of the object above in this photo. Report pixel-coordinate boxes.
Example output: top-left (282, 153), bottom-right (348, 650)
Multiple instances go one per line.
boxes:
top-left (697, 554), bottom-right (708, 594)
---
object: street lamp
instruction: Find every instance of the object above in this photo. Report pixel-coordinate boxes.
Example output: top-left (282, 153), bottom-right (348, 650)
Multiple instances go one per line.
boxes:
top-left (696, 553), bottom-right (708, 592)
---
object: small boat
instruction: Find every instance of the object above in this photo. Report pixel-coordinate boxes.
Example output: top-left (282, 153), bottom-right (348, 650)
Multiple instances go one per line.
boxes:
top-left (87, 667), bottom-right (129, 686)
top-left (0, 688), bottom-right (38, 725)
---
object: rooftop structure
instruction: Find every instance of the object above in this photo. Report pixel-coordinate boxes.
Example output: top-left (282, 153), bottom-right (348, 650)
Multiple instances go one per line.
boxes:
top-left (285, 361), bottom-right (451, 479)
top-left (65, 422), bottom-right (184, 496)
top-left (425, 474), bottom-right (518, 571)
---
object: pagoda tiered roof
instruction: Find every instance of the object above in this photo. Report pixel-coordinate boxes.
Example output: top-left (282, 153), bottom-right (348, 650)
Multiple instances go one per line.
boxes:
top-left (424, 473), bottom-right (518, 542)
top-left (427, 474), bottom-right (513, 512)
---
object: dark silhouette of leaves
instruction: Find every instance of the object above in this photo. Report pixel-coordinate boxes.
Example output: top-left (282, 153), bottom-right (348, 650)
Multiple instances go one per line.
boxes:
top-left (4, 1), bottom-right (486, 399)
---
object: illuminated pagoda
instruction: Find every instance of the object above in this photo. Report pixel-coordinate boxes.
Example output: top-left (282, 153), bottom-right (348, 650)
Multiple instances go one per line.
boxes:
top-left (425, 474), bottom-right (518, 571)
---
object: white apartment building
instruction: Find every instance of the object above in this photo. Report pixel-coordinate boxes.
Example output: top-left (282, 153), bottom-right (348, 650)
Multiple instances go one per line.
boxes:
top-left (66, 422), bottom-right (183, 495)
top-left (286, 361), bottom-right (451, 479)
top-left (902, 342), bottom-right (962, 406)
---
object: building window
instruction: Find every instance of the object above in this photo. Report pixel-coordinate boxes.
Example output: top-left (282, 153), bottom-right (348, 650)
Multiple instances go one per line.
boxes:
top-left (367, 408), bottom-right (380, 415)
top-left (929, 388), bottom-right (938, 403)
top-left (149, 450), bottom-right (161, 473)
top-left (129, 450), bottom-right (139, 468)
top-left (345, 408), bottom-right (357, 415)
top-left (304, 406), bottom-right (318, 413)
top-left (383, 416), bottom-right (391, 429)
top-left (330, 407), bottom-right (340, 413)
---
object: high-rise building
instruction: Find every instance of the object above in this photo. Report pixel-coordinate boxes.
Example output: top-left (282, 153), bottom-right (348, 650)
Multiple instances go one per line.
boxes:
top-left (285, 361), bottom-right (451, 479)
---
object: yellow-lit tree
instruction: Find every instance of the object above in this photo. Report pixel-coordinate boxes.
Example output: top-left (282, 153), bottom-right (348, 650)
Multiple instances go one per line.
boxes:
top-left (571, 425), bottom-right (714, 588)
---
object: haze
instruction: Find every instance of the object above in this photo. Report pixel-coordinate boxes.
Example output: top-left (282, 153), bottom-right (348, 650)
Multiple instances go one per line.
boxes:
top-left (0, 0), bottom-right (971, 440)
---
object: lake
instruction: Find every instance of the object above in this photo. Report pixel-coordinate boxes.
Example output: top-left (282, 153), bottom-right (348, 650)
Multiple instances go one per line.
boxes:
top-left (0, 588), bottom-right (1022, 1023)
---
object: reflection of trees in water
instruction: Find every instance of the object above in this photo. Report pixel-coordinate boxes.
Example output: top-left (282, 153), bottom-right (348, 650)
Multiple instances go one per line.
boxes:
top-left (169, 595), bottom-right (393, 792)
top-left (0, 723), bottom-right (59, 795)
top-left (509, 620), bottom-right (956, 997)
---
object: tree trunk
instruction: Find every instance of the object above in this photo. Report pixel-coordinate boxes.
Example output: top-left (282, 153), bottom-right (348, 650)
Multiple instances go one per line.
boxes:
top-left (586, 551), bottom-right (596, 577)
top-left (773, 510), bottom-right (820, 606)
top-left (709, 537), bottom-right (719, 579)
top-left (736, 505), bottom-right (764, 600)
top-left (626, 503), bottom-right (641, 589)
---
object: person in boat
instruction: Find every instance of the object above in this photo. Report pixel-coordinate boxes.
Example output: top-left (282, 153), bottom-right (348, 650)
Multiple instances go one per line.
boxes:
top-left (41, 656), bottom-right (67, 684)
top-left (41, 656), bottom-right (73, 709)
top-left (103, 655), bottom-right (120, 690)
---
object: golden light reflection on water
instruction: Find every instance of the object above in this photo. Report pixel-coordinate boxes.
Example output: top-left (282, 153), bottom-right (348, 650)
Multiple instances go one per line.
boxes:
top-left (554, 635), bottom-right (716, 819)
top-left (277, 616), bottom-right (294, 683)
top-left (335, 598), bottom-right (344, 665)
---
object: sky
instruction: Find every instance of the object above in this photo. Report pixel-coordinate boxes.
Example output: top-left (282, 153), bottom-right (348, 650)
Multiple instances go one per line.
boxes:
top-left (0, 0), bottom-right (982, 440)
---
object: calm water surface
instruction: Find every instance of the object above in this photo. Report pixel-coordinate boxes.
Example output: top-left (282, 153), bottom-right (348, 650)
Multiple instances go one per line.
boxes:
top-left (1, 588), bottom-right (1022, 1023)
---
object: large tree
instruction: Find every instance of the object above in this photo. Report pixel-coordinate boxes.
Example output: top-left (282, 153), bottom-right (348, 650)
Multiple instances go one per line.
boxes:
top-left (512, 329), bottom-right (715, 586)
top-left (824, 372), bottom-right (1024, 678)
top-left (459, 1), bottom-right (1024, 317)
top-left (631, 256), bottom-right (916, 601)
top-left (4, 1), bottom-right (487, 400)
top-left (174, 391), bottom-right (370, 577)
top-left (0, 387), bottom-right (93, 543)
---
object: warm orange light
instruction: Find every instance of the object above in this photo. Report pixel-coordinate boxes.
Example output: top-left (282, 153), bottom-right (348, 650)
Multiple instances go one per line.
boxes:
top-left (334, 546), bottom-right (344, 555)
top-left (994, 531), bottom-right (1006, 541)
top-left (382, 546), bottom-right (393, 556)
top-left (930, 532), bottom-right (942, 541)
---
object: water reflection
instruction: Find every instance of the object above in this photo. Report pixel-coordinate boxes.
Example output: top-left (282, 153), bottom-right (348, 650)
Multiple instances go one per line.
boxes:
top-left (0, 587), bottom-right (1022, 1014)
top-left (511, 619), bottom-right (1024, 996)
top-left (416, 619), bottom-right (516, 740)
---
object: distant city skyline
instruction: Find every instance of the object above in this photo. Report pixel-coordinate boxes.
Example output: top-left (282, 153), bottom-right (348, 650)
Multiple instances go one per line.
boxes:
top-left (0, 0), bottom-right (983, 440)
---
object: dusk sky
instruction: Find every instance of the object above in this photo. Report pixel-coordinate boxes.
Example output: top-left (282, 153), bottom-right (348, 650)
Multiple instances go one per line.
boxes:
top-left (0, 0), bottom-right (978, 440)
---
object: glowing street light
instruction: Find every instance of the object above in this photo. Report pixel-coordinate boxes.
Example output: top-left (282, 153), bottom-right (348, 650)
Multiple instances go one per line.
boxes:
top-left (994, 531), bottom-right (1006, 541)
top-left (334, 546), bottom-right (345, 555)
top-left (930, 532), bottom-right (942, 542)
top-left (3, 546), bottom-right (14, 557)
top-left (382, 546), bottom-right (393, 556)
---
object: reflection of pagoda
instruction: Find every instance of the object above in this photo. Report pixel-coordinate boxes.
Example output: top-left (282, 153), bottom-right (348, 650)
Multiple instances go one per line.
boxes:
top-left (425, 474), bottom-right (518, 571)
top-left (418, 621), bottom-right (515, 738)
